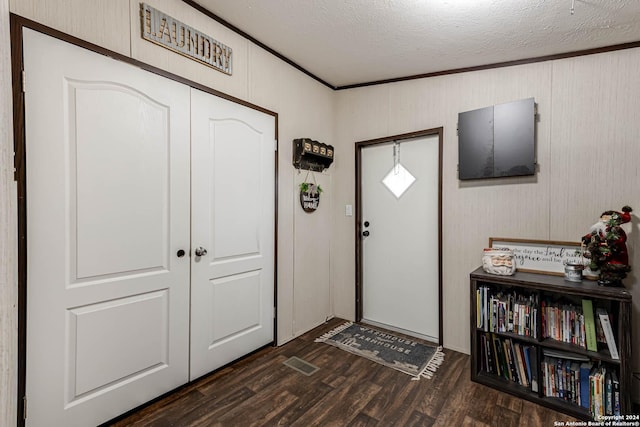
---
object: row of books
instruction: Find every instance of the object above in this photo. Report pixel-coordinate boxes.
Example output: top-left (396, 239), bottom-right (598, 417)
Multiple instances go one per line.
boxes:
top-left (476, 287), bottom-right (538, 338)
top-left (541, 299), bottom-right (586, 347)
top-left (541, 299), bottom-right (619, 359)
top-left (541, 351), bottom-right (589, 406)
top-left (590, 364), bottom-right (621, 418)
top-left (478, 288), bottom-right (620, 360)
top-left (479, 333), bottom-right (538, 392)
top-left (541, 351), bottom-right (621, 417)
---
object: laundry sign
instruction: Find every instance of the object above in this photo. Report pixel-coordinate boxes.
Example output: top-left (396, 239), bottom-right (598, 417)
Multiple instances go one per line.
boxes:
top-left (140, 3), bottom-right (232, 75)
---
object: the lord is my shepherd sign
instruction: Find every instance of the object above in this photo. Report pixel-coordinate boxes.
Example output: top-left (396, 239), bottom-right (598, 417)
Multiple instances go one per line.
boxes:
top-left (140, 3), bottom-right (232, 75)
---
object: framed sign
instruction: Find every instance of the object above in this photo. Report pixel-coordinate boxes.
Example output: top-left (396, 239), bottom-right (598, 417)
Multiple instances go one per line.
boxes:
top-left (488, 237), bottom-right (586, 277)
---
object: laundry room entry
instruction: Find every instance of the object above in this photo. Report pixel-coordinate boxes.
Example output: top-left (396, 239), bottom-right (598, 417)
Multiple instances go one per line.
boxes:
top-left (16, 25), bottom-right (276, 427)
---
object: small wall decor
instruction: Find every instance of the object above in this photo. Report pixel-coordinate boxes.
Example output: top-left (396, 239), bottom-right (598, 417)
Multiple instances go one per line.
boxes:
top-left (581, 206), bottom-right (633, 287)
top-left (140, 3), bottom-right (232, 75)
top-left (293, 138), bottom-right (334, 172)
top-left (299, 170), bottom-right (323, 213)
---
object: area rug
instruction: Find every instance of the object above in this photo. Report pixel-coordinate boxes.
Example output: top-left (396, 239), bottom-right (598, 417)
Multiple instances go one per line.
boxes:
top-left (315, 322), bottom-right (444, 380)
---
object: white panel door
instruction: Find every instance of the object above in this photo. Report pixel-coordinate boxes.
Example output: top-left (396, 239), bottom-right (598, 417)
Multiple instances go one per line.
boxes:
top-left (361, 136), bottom-right (440, 341)
top-left (190, 89), bottom-right (275, 380)
top-left (24, 29), bottom-right (191, 427)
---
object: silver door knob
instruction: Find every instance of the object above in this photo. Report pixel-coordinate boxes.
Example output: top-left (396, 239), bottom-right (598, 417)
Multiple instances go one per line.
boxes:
top-left (195, 247), bottom-right (208, 257)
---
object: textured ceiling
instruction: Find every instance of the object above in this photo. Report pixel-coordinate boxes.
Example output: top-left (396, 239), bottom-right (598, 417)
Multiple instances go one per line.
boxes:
top-left (192, 0), bottom-right (640, 88)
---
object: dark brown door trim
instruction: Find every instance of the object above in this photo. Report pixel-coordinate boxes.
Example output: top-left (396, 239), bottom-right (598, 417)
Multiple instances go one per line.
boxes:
top-left (355, 127), bottom-right (444, 345)
top-left (10, 14), bottom-right (279, 427)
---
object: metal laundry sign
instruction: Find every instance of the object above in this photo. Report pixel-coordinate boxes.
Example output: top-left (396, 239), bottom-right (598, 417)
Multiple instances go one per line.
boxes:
top-left (140, 3), bottom-right (232, 75)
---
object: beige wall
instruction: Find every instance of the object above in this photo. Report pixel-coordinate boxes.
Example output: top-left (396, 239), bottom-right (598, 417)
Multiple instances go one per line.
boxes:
top-left (332, 49), bottom-right (640, 397)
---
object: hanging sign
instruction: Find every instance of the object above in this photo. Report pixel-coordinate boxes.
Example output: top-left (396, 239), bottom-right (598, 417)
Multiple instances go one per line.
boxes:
top-left (140, 3), bottom-right (232, 75)
top-left (299, 171), bottom-right (323, 213)
top-left (300, 184), bottom-right (321, 213)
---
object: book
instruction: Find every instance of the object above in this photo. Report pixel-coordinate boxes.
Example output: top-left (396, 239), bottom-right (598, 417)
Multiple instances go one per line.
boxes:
top-left (605, 370), bottom-right (613, 415)
top-left (492, 334), bottom-right (506, 378)
top-left (579, 362), bottom-right (592, 408)
top-left (582, 299), bottom-right (598, 352)
top-left (503, 339), bottom-right (517, 382)
top-left (483, 287), bottom-right (488, 332)
top-left (591, 366), bottom-right (605, 418)
top-left (477, 289), bottom-right (482, 328)
top-left (597, 308), bottom-right (619, 359)
top-left (514, 342), bottom-right (528, 387)
top-left (523, 346), bottom-right (532, 386)
top-left (571, 362), bottom-right (581, 405)
top-left (612, 371), bottom-right (620, 416)
top-left (529, 347), bottom-right (539, 392)
top-left (482, 334), bottom-right (493, 373)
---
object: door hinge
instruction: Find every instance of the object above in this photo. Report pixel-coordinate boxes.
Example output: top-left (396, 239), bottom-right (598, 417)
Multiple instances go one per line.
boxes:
top-left (273, 306), bottom-right (276, 319)
top-left (274, 139), bottom-right (278, 152)
top-left (22, 70), bottom-right (26, 93)
top-left (22, 395), bottom-right (27, 420)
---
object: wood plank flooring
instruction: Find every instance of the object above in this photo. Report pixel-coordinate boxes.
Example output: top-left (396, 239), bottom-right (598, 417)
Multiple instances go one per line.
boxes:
top-left (108, 319), bottom-right (577, 426)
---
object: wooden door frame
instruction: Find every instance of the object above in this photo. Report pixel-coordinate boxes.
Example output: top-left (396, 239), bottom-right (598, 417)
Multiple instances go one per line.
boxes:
top-left (10, 15), bottom-right (279, 426)
top-left (355, 127), bottom-right (443, 345)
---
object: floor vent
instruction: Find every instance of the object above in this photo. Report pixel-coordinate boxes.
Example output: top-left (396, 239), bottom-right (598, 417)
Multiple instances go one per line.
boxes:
top-left (283, 356), bottom-right (320, 376)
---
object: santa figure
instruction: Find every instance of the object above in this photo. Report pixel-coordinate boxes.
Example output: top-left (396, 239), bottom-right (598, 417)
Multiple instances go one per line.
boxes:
top-left (582, 206), bottom-right (632, 286)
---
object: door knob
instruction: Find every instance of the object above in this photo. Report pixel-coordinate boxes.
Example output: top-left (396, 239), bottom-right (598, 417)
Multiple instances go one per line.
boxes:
top-left (364, 221), bottom-right (370, 227)
top-left (195, 247), bottom-right (208, 257)
top-left (176, 249), bottom-right (185, 258)
top-left (362, 231), bottom-right (370, 237)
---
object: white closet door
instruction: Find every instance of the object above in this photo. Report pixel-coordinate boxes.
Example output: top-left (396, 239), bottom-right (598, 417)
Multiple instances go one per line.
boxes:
top-left (190, 89), bottom-right (275, 380)
top-left (24, 29), bottom-right (191, 427)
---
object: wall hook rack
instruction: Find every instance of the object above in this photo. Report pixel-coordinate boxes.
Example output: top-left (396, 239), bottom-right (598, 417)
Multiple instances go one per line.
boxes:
top-left (292, 138), bottom-right (334, 172)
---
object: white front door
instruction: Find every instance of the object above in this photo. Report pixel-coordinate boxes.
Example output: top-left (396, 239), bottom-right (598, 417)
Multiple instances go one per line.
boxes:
top-left (24, 29), bottom-right (191, 427)
top-left (189, 89), bottom-right (275, 380)
top-left (361, 135), bottom-right (440, 341)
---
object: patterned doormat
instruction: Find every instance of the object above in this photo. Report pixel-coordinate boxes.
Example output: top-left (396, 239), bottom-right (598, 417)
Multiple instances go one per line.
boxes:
top-left (315, 322), bottom-right (444, 380)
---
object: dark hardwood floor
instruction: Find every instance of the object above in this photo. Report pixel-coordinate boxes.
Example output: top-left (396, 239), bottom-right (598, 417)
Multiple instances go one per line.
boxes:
top-left (109, 319), bottom-right (577, 426)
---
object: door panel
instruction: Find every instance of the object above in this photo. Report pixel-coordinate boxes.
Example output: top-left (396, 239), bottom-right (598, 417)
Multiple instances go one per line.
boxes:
top-left (24, 29), bottom-right (190, 427)
top-left (190, 89), bottom-right (275, 380)
top-left (72, 82), bottom-right (170, 280)
top-left (210, 271), bottom-right (262, 342)
top-left (68, 290), bottom-right (169, 398)
top-left (361, 135), bottom-right (440, 341)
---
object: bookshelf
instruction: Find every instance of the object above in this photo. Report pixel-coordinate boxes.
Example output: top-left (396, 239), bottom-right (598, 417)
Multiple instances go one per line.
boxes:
top-left (470, 267), bottom-right (632, 420)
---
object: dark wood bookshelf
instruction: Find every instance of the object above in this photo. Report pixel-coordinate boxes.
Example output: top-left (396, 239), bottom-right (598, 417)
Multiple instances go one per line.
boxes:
top-left (470, 267), bottom-right (632, 420)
